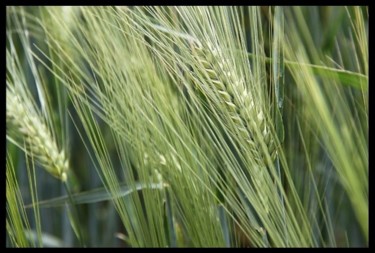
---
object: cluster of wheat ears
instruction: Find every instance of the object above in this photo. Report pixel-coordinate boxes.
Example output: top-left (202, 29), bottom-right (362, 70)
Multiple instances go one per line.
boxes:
top-left (6, 6), bottom-right (368, 248)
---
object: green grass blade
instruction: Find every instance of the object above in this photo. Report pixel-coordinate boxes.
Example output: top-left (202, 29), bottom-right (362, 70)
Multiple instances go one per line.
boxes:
top-left (164, 189), bottom-right (177, 247)
top-left (26, 182), bottom-right (167, 208)
top-left (247, 52), bottom-right (368, 90)
top-left (218, 204), bottom-right (230, 247)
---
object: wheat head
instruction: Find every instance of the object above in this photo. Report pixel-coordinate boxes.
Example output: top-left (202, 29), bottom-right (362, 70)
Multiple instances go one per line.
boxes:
top-left (190, 41), bottom-right (276, 165)
top-left (6, 86), bottom-right (69, 182)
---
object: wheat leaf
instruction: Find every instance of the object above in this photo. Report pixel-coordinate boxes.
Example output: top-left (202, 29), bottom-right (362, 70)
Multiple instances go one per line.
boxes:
top-left (25, 182), bottom-right (167, 208)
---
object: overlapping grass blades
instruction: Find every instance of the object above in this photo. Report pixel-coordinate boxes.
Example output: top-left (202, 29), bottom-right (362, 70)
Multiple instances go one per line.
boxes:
top-left (6, 6), bottom-right (368, 247)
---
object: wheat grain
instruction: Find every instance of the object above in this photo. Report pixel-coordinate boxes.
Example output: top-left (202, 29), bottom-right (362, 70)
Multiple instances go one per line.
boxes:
top-left (6, 86), bottom-right (69, 181)
top-left (190, 41), bottom-right (276, 164)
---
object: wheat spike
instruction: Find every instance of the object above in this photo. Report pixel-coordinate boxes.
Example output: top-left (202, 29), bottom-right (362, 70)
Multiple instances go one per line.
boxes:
top-left (191, 41), bottom-right (276, 164)
top-left (6, 87), bottom-right (69, 181)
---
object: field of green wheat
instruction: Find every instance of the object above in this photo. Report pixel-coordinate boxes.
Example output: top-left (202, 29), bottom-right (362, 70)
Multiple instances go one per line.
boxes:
top-left (6, 6), bottom-right (368, 247)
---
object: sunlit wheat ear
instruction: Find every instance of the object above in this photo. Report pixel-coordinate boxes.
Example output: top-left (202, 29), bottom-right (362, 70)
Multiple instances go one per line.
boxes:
top-left (6, 87), bottom-right (69, 182)
top-left (190, 41), bottom-right (276, 164)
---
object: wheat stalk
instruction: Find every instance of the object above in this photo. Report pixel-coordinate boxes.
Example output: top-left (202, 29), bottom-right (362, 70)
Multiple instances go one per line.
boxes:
top-left (190, 41), bottom-right (276, 165)
top-left (6, 86), bottom-right (69, 182)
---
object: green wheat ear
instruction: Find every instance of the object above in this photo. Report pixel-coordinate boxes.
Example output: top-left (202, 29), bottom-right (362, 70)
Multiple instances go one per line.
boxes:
top-left (6, 86), bottom-right (69, 182)
top-left (190, 40), bottom-right (276, 165)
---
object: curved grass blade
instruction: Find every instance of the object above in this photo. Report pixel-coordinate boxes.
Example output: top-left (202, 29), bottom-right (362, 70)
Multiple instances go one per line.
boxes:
top-left (25, 182), bottom-right (167, 208)
top-left (246, 52), bottom-right (367, 90)
top-left (286, 61), bottom-right (368, 90)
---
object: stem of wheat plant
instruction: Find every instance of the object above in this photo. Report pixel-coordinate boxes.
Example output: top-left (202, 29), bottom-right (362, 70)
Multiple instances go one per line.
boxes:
top-left (6, 6), bottom-right (368, 248)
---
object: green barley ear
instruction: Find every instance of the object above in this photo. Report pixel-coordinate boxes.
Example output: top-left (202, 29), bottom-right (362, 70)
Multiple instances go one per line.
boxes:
top-left (6, 86), bottom-right (69, 182)
top-left (190, 40), bottom-right (276, 165)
